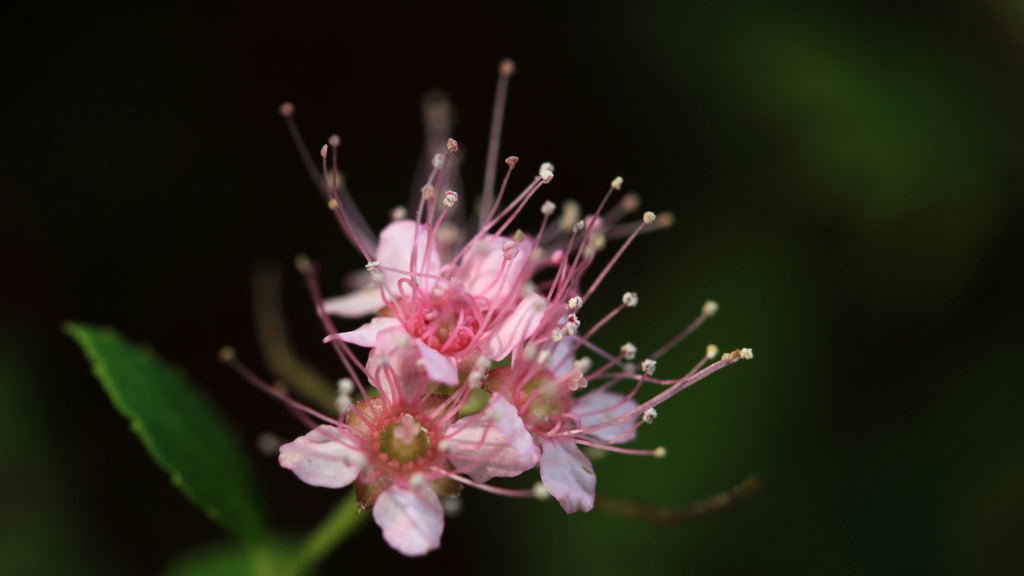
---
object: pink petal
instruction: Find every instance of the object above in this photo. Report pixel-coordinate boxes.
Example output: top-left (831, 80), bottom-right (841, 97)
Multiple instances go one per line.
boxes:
top-left (372, 482), bottom-right (445, 557)
top-left (547, 335), bottom-right (577, 377)
top-left (278, 425), bottom-right (365, 488)
top-left (457, 234), bottom-right (536, 302)
top-left (323, 287), bottom-right (385, 318)
top-left (366, 327), bottom-right (424, 405)
top-left (539, 438), bottom-right (596, 513)
top-left (377, 220), bottom-right (440, 299)
top-left (413, 338), bottom-right (459, 385)
top-left (443, 394), bottom-right (541, 482)
top-left (480, 292), bottom-right (546, 360)
top-left (571, 390), bottom-right (640, 444)
top-left (334, 316), bottom-right (402, 348)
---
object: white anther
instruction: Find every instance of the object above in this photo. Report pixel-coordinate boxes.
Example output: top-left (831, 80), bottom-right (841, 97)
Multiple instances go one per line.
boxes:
top-left (540, 169), bottom-right (554, 183)
top-left (421, 184), bottom-right (436, 200)
top-left (431, 154), bottom-right (444, 169)
top-left (653, 446), bottom-right (668, 459)
top-left (328, 134), bottom-right (341, 147)
top-left (539, 162), bottom-right (555, 175)
top-left (622, 292), bottom-right (639, 307)
top-left (536, 350), bottom-right (551, 365)
top-left (390, 206), bottom-right (408, 221)
top-left (574, 357), bottom-right (592, 374)
top-left (705, 344), bottom-right (719, 360)
top-left (702, 300), bottom-right (720, 317)
top-left (541, 200), bottom-right (557, 216)
top-left (642, 408), bottom-right (658, 424)
top-left (572, 220), bottom-right (585, 234)
top-left (336, 378), bottom-right (355, 395)
top-left (562, 323), bottom-right (577, 336)
top-left (335, 394), bottom-right (353, 417)
top-left (566, 314), bottom-right (580, 329)
top-left (643, 211), bottom-right (656, 224)
top-left (611, 176), bottom-right (623, 190)
top-left (620, 342), bottom-right (637, 361)
top-left (740, 348), bottom-right (754, 360)
top-left (523, 345), bottom-right (538, 362)
top-left (365, 261), bottom-right (382, 275)
top-left (568, 296), bottom-right (583, 310)
top-left (409, 473), bottom-right (429, 488)
top-left (320, 144), bottom-right (328, 158)
top-left (590, 234), bottom-right (607, 252)
top-left (442, 497), bottom-right (463, 518)
top-left (447, 138), bottom-right (458, 152)
top-left (443, 190), bottom-right (458, 207)
top-left (532, 481), bottom-right (549, 501)
top-left (278, 102), bottom-right (295, 117)
top-left (551, 329), bottom-right (564, 342)
top-left (499, 58), bottom-right (517, 77)
top-left (641, 358), bottom-right (657, 376)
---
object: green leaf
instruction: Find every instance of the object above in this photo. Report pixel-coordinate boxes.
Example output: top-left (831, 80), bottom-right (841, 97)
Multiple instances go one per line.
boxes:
top-left (64, 322), bottom-right (268, 543)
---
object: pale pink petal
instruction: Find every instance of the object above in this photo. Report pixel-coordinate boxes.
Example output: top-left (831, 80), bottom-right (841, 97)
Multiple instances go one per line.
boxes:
top-left (443, 394), bottom-right (540, 482)
top-left (458, 234), bottom-right (536, 302)
top-left (366, 327), bottom-right (424, 405)
top-left (547, 335), bottom-right (577, 377)
top-left (413, 338), bottom-right (459, 385)
top-left (323, 287), bottom-right (385, 318)
top-left (479, 292), bottom-right (546, 360)
top-left (571, 390), bottom-right (640, 444)
top-left (539, 438), bottom-right (595, 514)
top-left (278, 425), bottom-right (366, 489)
top-left (372, 482), bottom-right (444, 557)
top-left (376, 220), bottom-right (440, 299)
top-left (335, 316), bottom-right (402, 348)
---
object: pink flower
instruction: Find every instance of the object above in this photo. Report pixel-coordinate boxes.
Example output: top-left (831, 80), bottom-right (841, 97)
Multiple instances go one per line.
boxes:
top-left (278, 327), bottom-right (539, 556)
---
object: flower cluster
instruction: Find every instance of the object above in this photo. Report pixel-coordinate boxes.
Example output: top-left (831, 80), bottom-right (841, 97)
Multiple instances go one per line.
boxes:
top-left (270, 61), bottom-right (752, 556)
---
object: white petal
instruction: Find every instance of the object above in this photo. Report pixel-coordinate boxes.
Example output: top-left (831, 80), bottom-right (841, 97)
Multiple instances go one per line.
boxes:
top-left (571, 390), bottom-right (640, 444)
top-left (278, 425), bottom-right (365, 488)
top-left (539, 438), bottom-right (595, 514)
top-left (480, 292), bottom-right (546, 360)
top-left (334, 316), bottom-right (402, 348)
top-left (323, 287), bottom-right (385, 318)
top-left (373, 483), bottom-right (444, 557)
top-left (444, 394), bottom-right (540, 482)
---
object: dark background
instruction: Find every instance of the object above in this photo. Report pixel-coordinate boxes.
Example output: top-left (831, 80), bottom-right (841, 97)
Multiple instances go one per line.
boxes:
top-left (3, 1), bottom-right (1023, 574)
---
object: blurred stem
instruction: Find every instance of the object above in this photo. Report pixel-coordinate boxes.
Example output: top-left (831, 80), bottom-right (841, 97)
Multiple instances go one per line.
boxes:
top-left (251, 260), bottom-right (337, 414)
top-left (290, 490), bottom-right (367, 575)
top-left (595, 473), bottom-right (770, 524)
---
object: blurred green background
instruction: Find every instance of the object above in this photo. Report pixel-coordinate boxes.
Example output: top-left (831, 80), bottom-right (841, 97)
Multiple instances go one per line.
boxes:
top-left (3, 1), bottom-right (1022, 574)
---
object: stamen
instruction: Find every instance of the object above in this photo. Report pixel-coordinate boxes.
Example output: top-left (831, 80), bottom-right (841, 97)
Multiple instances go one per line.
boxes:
top-left (620, 342), bottom-right (637, 360)
top-left (622, 292), bottom-right (639, 307)
top-left (642, 408), bottom-right (658, 424)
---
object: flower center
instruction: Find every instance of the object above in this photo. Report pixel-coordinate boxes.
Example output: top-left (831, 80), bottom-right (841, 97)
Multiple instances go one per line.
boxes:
top-left (407, 291), bottom-right (482, 354)
top-left (378, 413), bottom-right (432, 464)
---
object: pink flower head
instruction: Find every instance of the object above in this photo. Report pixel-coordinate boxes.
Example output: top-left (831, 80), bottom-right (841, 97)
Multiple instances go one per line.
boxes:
top-left (278, 327), bottom-right (539, 556)
top-left (325, 218), bottom-right (548, 377)
top-left (261, 59), bottom-right (754, 557)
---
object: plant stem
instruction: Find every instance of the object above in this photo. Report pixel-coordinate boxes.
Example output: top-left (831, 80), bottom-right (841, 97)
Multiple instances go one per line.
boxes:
top-left (290, 490), bottom-right (367, 575)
